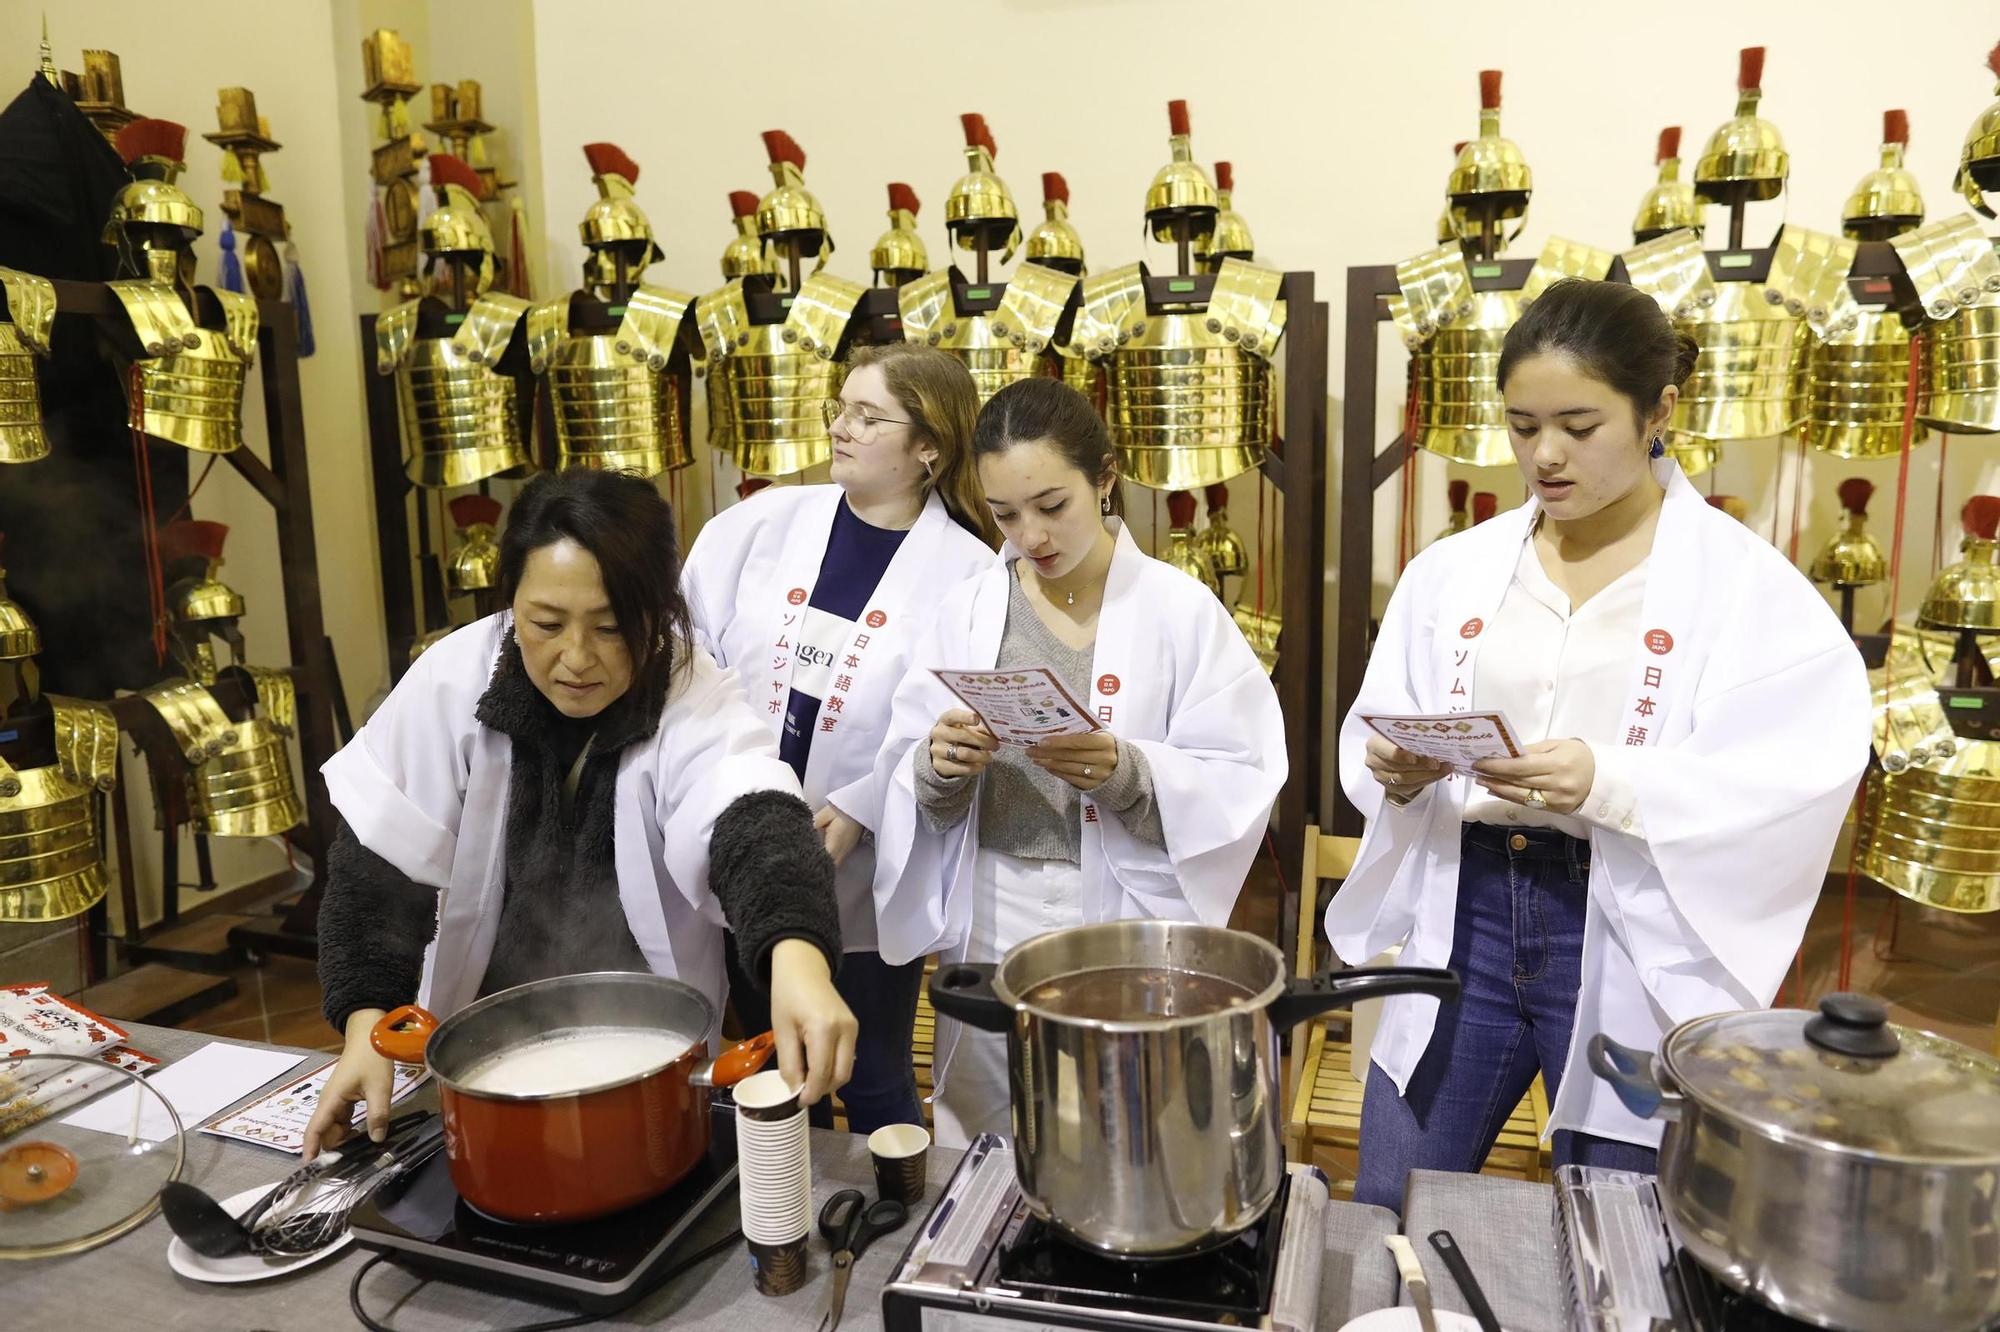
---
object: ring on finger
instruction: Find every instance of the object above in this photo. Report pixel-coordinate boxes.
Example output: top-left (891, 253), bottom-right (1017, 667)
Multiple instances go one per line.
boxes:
top-left (946, 741), bottom-right (960, 763)
top-left (1083, 765), bottom-right (1093, 778)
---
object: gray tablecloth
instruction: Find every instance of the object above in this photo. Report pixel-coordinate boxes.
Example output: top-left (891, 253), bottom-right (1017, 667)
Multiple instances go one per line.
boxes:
top-left (1, 1023), bottom-right (1412, 1330)
top-left (1401, 1168), bottom-right (1565, 1332)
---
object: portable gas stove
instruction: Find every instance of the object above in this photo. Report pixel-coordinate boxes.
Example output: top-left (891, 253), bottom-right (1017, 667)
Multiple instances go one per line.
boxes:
top-left (347, 1100), bottom-right (740, 1313)
top-left (882, 1133), bottom-right (1328, 1332)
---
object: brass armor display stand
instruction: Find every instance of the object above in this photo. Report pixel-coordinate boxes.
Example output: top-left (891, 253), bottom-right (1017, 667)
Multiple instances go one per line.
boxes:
top-left (46, 277), bottom-right (339, 965)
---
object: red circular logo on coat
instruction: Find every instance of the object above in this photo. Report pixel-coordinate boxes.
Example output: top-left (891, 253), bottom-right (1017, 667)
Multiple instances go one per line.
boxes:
top-left (865, 610), bottom-right (888, 629)
top-left (1097, 674), bottom-right (1121, 696)
top-left (1645, 628), bottom-right (1674, 655)
top-left (1459, 618), bottom-right (1483, 639)
top-left (786, 587), bottom-right (807, 606)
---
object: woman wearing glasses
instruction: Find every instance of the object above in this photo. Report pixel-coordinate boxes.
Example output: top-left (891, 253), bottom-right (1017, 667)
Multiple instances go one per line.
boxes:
top-left (682, 343), bottom-right (999, 1132)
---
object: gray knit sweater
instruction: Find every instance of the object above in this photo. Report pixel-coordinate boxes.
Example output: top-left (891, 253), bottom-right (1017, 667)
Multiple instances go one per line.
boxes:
top-left (914, 568), bottom-right (1165, 861)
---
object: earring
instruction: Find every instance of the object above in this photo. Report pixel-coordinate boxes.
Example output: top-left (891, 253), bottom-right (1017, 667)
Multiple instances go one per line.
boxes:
top-left (1100, 493), bottom-right (1112, 515)
top-left (1650, 433), bottom-right (1667, 459)
top-left (922, 456), bottom-right (936, 481)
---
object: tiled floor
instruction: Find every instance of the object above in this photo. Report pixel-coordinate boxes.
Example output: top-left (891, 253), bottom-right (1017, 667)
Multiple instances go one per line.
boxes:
top-left (176, 953), bottom-right (344, 1054)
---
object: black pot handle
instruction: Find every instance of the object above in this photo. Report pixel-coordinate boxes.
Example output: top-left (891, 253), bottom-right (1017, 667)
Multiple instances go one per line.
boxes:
top-left (929, 963), bottom-right (1013, 1032)
top-left (1265, 966), bottom-right (1460, 1031)
top-left (1586, 1034), bottom-right (1675, 1121)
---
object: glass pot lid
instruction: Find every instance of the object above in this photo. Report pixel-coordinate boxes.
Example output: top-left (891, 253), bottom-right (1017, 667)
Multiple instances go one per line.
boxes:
top-left (0, 1053), bottom-right (185, 1258)
top-left (1662, 993), bottom-right (2000, 1164)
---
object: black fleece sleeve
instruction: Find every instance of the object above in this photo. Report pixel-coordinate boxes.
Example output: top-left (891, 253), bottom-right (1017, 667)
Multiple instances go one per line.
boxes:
top-left (707, 789), bottom-right (842, 991)
top-left (316, 823), bottom-right (442, 1032)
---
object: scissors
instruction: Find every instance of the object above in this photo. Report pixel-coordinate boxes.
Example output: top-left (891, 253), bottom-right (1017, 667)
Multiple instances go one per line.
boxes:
top-left (816, 1187), bottom-right (909, 1332)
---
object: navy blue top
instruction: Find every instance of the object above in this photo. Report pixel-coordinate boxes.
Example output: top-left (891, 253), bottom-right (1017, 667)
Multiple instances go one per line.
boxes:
top-left (778, 499), bottom-right (907, 778)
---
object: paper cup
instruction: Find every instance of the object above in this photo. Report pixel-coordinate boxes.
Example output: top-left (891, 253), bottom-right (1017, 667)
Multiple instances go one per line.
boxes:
top-left (746, 1233), bottom-right (809, 1296)
top-left (736, 1072), bottom-right (812, 1249)
top-left (867, 1123), bottom-right (930, 1205)
top-left (733, 1070), bottom-right (803, 1122)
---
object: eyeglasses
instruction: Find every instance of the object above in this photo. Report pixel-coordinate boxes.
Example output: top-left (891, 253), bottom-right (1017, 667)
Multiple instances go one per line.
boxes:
top-left (821, 398), bottom-right (911, 437)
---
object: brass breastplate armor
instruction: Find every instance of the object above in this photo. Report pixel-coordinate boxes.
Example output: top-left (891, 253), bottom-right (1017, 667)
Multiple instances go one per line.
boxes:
top-left (1080, 260), bottom-right (1286, 491)
top-left (0, 269), bottom-right (56, 464)
top-left (898, 263), bottom-right (1080, 405)
top-left (696, 274), bottom-right (864, 478)
top-left (377, 295), bottom-right (533, 487)
top-left (1796, 308), bottom-right (1924, 458)
top-left (1892, 217), bottom-right (2000, 435)
top-left (527, 285), bottom-right (694, 476)
top-left (110, 282), bottom-right (258, 455)
top-left (0, 698), bottom-right (119, 923)
top-left (142, 668), bottom-right (304, 838)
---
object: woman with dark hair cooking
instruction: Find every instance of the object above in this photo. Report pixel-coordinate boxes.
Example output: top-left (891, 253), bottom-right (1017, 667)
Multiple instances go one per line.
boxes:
top-left (303, 468), bottom-right (858, 1156)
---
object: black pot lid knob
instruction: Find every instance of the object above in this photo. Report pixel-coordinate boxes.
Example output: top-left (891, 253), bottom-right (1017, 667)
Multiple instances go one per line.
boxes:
top-left (1804, 992), bottom-right (1900, 1060)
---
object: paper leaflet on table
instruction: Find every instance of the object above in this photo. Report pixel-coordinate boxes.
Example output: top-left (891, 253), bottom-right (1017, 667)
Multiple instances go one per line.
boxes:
top-left (200, 1056), bottom-right (429, 1154)
top-left (1361, 710), bottom-right (1524, 767)
top-left (60, 1041), bottom-right (311, 1143)
top-left (932, 666), bottom-right (1101, 748)
top-left (0, 982), bottom-right (161, 1134)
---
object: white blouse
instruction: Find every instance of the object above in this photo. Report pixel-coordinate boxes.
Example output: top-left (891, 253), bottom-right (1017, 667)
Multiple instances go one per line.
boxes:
top-left (1462, 533), bottom-right (1647, 839)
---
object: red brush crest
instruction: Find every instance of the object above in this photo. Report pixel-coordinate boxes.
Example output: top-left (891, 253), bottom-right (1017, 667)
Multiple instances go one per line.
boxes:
top-left (1167, 99), bottom-right (1191, 138)
top-left (1453, 141), bottom-right (1470, 156)
top-left (1166, 490), bottom-right (1198, 527)
top-left (1883, 109), bottom-right (1909, 147)
top-left (583, 142), bottom-right (640, 185)
top-left (1836, 478), bottom-right (1875, 514)
top-left (960, 113), bottom-right (996, 158)
top-left (1041, 172), bottom-right (1069, 205)
top-left (114, 118), bottom-right (187, 168)
top-left (1447, 479), bottom-right (1470, 509)
top-left (1707, 494), bottom-right (1735, 511)
top-left (448, 495), bottom-right (503, 530)
top-left (728, 190), bottom-right (761, 219)
top-left (159, 519), bottom-right (228, 565)
top-left (1214, 161), bottom-right (1234, 192)
top-left (1738, 46), bottom-right (1765, 92)
top-left (429, 153), bottom-right (486, 199)
top-left (887, 183), bottom-right (920, 216)
top-left (1985, 39), bottom-right (1999, 80)
top-left (1657, 126), bottom-right (1682, 163)
top-left (737, 476), bottom-right (772, 501)
top-left (1471, 493), bottom-right (1498, 524)
top-left (1204, 483), bottom-right (1231, 512)
top-left (1962, 495), bottom-right (2000, 540)
top-left (760, 131), bottom-right (806, 172)
top-left (1479, 70), bottom-right (1502, 111)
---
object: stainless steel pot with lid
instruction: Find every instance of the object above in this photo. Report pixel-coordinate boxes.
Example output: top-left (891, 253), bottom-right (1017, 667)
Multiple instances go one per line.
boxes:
top-left (1590, 993), bottom-right (2000, 1331)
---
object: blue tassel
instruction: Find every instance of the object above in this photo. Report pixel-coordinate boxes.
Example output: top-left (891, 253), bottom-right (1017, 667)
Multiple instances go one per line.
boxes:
top-left (218, 220), bottom-right (244, 294)
top-left (284, 240), bottom-right (315, 358)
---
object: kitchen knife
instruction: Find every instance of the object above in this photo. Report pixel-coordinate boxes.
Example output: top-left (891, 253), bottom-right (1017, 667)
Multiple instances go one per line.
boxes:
top-left (1385, 1234), bottom-right (1439, 1332)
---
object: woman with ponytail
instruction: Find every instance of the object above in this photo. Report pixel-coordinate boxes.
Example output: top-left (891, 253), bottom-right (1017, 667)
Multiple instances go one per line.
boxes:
top-left (1329, 279), bottom-right (1869, 1203)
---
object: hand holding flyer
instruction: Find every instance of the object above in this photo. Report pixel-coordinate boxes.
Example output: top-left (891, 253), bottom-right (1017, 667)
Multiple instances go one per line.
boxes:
top-left (934, 667), bottom-right (1100, 747)
top-left (1362, 711), bottom-right (1523, 769)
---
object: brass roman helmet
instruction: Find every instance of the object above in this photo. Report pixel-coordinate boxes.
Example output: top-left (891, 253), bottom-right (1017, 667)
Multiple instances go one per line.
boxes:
top-left (1447, 71), bottom-right (1531, 251)
top-left (756, 130), bottom-right (831, 275)
top-left (1859, 495), bottom-right (2000, 912)
top-left (1952, 41), bottom-right (2000, 213)
top-left (1437, 142), bottom-right (1469, 246)
top-left (1810, 478), bottom-right (1888, 590)
top-left (1435, 479), bottom-right (1472, 543)
top-left (0, 268), bottom-right (55, 464)
top-left (1161, 489), bottom-right (1220, 596)
top-left (946, 113), bottom-right (1021, 261)
top-left (1145, 99), bottom-right (1218, 246)
top-left (1025, 172), bottom-right (1085, 273)
top-left (1196, 482), bottom-right (1249, 580)
top-left (579, 140), bottom-right (663, 294)
top-left (1198, 162), bottom-right (1255, 270)
top-left (0, 536), bottom-right (40, 662)
top-left (102, 118), bottom-right (203, 283)
top-left (445, 494), bottom-right (502, 593)
top-left (870, 183), bottom-right (928, 288)
top-left (1797, 112), bottom-right (1928, 460)
top-left (1694, 46), bottom-right (1788, 205)
top-left (420, 151), bottom-right (497, 297)
top-left (720, 189), bottom-right (770, 280)
top-left (159, 520), bottom-right (246, 624)
top-left (1633, 127), bottom-right (1702, 243)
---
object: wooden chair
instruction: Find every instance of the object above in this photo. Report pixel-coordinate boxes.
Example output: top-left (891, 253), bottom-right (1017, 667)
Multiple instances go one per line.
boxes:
top-left (1284, 824), bottom-right (1551, 1186)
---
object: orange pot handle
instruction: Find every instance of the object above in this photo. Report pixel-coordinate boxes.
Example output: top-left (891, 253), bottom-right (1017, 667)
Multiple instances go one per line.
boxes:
top-left (370, 1004), bottom-right (439, 1065)
top-left (709, 1031), bottom-right (777, 1088)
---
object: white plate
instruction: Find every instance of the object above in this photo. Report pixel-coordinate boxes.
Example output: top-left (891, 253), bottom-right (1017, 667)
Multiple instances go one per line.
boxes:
top-left (1338, 1307), bottom-right (1485, 1332)
top-left (165, 1179), bottom-right (354, 1284)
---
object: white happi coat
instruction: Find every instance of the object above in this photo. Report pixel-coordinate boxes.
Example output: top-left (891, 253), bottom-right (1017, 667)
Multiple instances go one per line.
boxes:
top-left (870, 518), bottom-right (1288, 968)
top-left (1326, 460), bottom-right (1871, 1145)
top-left (681, 484), bottom-right (995, 953)
top-left (321, 615), bottom-right (803, 1023)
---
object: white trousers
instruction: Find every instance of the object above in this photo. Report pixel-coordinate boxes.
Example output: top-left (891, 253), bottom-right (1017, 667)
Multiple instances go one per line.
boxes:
top-left (930, 849), bottom-right (1085, 1149)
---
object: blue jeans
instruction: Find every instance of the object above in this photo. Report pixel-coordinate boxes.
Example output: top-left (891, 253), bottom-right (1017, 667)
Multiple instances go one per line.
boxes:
top-left (1354, 823), bottom-right (1659, 1211)
top-left (724, 935), bottom-right (925, 1134)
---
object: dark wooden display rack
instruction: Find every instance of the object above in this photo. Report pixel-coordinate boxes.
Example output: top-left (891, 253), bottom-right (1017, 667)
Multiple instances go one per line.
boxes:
top-left (44, 278), bottom-right (339, 974)
top-left (1333, 234), bottom-right (1914, 840)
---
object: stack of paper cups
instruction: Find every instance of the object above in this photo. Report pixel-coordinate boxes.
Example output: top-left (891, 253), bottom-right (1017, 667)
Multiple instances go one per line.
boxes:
top-left (734, 1070), bottom-right (811, 1296)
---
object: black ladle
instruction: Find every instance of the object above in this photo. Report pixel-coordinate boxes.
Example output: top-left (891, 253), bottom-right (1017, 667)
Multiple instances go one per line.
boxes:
top-left (159, 1111), bottom-right (431, 1258)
